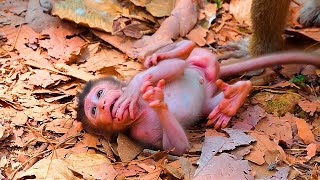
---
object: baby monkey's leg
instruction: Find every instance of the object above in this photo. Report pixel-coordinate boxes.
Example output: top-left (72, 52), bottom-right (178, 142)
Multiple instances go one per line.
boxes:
top-left (144, 40), bottom-right (196, 68)
top-left (207, 79), bottom-right (252, 129)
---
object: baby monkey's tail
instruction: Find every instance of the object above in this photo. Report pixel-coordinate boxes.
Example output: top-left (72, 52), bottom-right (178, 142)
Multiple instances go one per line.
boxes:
top-left (219, 52), bottom-right (320, 78)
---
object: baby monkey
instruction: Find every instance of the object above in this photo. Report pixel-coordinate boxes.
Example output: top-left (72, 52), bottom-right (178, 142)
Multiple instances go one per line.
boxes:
top-left (77, 40), bottom-right (320, 155)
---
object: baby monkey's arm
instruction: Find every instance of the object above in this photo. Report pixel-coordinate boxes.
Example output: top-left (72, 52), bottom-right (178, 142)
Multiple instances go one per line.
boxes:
top-left (141, 76), bottom-right (190, 155)
top-left (114, 59), bottom-right (187, 120)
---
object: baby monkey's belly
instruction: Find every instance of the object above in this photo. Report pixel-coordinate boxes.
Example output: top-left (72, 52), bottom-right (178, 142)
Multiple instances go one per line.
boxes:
top-left (163, 69), bottom-right (207, 125)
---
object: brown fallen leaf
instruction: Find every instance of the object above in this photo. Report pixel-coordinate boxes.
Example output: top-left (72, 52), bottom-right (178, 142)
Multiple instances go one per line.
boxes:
top-left (255, 114), bottom-right (293, 145)
top-left (232, 105), bottom-right (267, 130)
top-left (197, 128), bottom-right (255, 174)
top-left (246, 131), bottom-right (286, 166)
top-left (0, 124), bottom-right (11, 141)
top-left (179, 157), bottom-right (196, 180)
top-left (80, 48), bottom-right (125, 72)
top-left (65, 153), bottom-right (116, 180)
top-left (21, 159), bottom-right (75, 179)
top-left (82, 133), bottom-right (101, 149)
top-left (186, 25), bottom-right (208, 46)
top-left (306, 143), bottom-right (317, 160)
top-left (117, 133), bottom-right (143, 162)
top-left (54, 63), bottom-right (95, 82)
top-left (39, 22), bottom-right (86, 61)
top-left (286, 27), bottom-right (320, 42)
top-left (162, 162), bottom-right (184, 179)
top-left (279, 64), bottom-right (303, 78)
top-left (229, 0), bottom-right (252, 25)
top-left (11, 111), bottom-right (28, 126)
top-left (137, 0), bottom-right (175, 17)
top-left (295, 118), bottom-right (315, 144)
top-left (25, 0), bottom-right (61, 33)
top-left (298, 100), bottom-right (320, 116)
top-left (259, 166), bottom-right (289, 180)
top-left (194, 153), bottom-right (254, 180)
top-left (28, 69), bottom-right (55, 88)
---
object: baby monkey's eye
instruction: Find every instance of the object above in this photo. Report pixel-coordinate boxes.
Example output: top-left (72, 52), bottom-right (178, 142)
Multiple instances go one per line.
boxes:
top-left (97, 89), bottom-right (104, 98)
top-left (91, 106), bottom-right (97, 116)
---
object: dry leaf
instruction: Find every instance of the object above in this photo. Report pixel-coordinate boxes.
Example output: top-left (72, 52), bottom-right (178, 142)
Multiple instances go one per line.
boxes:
top-left (28, 70), bottom-right (54, 88)
top-left (65, 153), bottom-right (117, 180)
top-left (54, 63), bottom-right (95, 82)
top-left (246, 131), bottom-right (286, 166)
top-left (255, 114), bottom-right (293, 145)
top-left (295, 118), bottom-right (315, 144)
top-left (232, 105), bottom-right (266, 130)
top-left (197, 128), bottom-right (255, 174)
top-left (298, 100), bottom-right (320, 116)
top-left (179, 157), bottom-right (196, 180)
top-left (306, 143), bottom-right (317, 160)
top-left (39, 23), bottom-right (86, 61)
top-left (258, 166), bottom-right (289, 180)
top-left (229, 0), bottom-right (252, 25)
top-left (80, 48), bottom-right (125, 72)
top-left (82, 133), bottom-right (101, 148)
top-left (21, 159), bottom-right (75, 179)
top-left (145, 0), bottom-right (175, 17)
top-left (117, 133), bottom-right (143, 162)
top-left (194, 153), bottom-right (253, 180)
top-left (11, 111), bottom-right (28, 126)
top-left (25, 0), bottom-right (61, 33)
top-left (186, 25), bottom-right (208, 46)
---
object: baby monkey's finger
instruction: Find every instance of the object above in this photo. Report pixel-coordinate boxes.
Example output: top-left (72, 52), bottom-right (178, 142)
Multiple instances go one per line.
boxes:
top-left (140, 81), bottom-right (153, 93)
top-left (157, 79), bottom-right (165, 89)
top-left (149, 100), bottom-right (162, 108)
top-left (142, 89), bottom-right (155, 101)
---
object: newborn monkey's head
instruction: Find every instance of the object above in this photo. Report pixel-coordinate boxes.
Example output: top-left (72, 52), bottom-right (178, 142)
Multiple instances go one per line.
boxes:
top-left (76, 76), bottom-right (129, 135)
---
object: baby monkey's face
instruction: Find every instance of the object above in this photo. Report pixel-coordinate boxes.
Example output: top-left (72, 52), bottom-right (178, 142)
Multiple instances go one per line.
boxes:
top-left (84, 82), bottom-right (130, 132)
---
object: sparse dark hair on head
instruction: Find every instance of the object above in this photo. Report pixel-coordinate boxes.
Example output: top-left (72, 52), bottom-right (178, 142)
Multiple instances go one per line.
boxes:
top-left (76, 76), bottom-right (123, 135)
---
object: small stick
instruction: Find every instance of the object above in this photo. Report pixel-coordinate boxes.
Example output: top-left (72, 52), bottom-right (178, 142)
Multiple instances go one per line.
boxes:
top-left (11, 24), bottom-right (22, 51)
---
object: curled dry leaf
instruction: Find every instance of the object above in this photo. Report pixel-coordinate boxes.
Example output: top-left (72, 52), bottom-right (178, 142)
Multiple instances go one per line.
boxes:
top-left (298, 100), bottom-right (320, 116)
top-left (295, 118), bottom-right (315, 144)
top-left (306, 143), bottom-right (317, 160)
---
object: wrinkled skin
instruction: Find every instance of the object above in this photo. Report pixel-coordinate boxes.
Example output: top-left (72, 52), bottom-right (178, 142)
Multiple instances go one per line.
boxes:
top-left (81, 40), bottom-right (320, 155)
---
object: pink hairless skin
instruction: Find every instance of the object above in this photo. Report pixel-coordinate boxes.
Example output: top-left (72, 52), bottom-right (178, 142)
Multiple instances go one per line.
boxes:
top-left (77, 40), bottom-right (320, 155)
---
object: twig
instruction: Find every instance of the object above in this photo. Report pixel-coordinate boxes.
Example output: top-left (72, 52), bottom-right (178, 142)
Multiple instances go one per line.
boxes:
top-left (24, 143), bottom-right (49, 170)
top-left (11, 24), bottom-right (22, 51)
top-left (222, 26), bottom-right (248, 36)
top-left (8, 133), bottom-right (82, 180)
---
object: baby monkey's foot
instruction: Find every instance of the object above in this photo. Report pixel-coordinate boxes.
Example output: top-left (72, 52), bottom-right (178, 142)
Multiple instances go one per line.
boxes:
top-left (140, 75), bottom-right (167, 110)
top-left (218, 37), bottom-right (250, 60)
top-left (207, 79), bottom-right (252, 129)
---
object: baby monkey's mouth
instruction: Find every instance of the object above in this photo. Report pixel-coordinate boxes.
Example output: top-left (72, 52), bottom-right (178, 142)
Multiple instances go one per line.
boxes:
top-left (109, 97), bottom-right (118, 119)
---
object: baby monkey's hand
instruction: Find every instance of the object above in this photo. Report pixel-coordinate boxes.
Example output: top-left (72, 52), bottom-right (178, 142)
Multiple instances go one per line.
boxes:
top-left (140, 75), bottom-right (167, 110)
